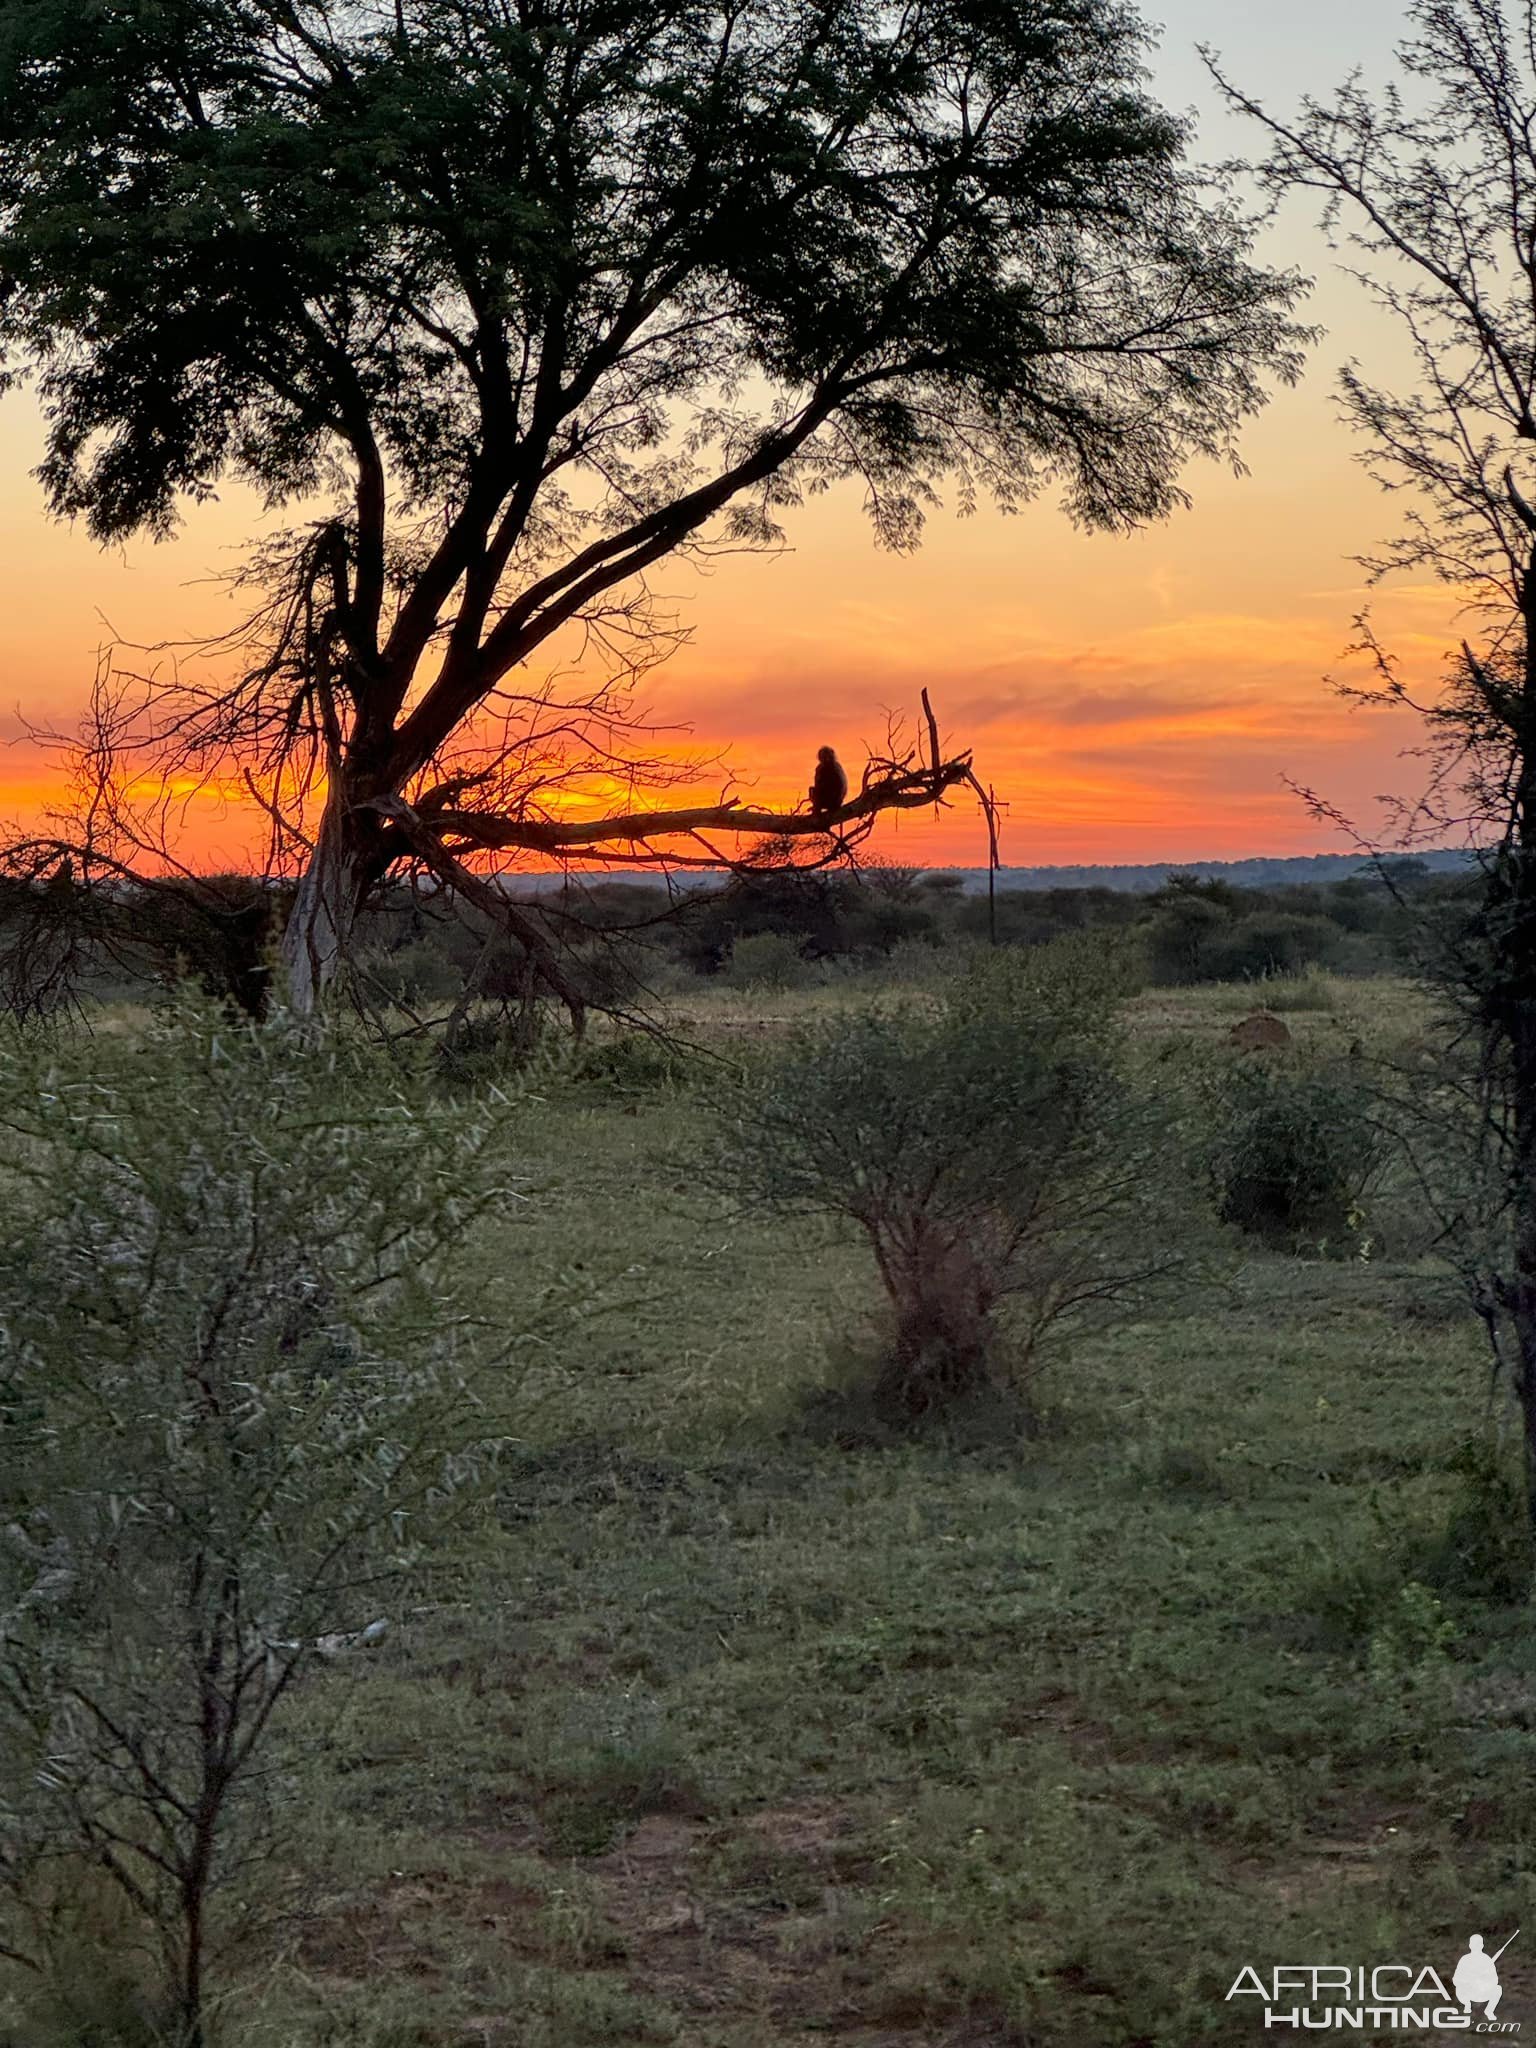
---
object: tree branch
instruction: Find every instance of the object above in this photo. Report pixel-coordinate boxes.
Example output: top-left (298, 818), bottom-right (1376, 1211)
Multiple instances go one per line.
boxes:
top-left (418, 754), bottom-right (972, 857)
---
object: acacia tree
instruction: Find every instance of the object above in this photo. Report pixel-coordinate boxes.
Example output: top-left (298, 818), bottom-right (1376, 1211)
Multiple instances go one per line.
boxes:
top-left (1212, 0), bottom-right (1536, 1520)
top-left (0, 0), bottom-right (1305, 1014)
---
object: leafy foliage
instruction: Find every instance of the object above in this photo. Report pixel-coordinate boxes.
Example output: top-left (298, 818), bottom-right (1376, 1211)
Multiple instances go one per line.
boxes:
top-left (1217, 0), bottom-right (1536, 1519)
top-left (1144, 873), bottom-right (1348, 986)
top-left (711, 944), bottom-right (1197, 1420)
top-left (0, 0), bottom-right (1306, 1019)
top-left (0, 0), bottom-right (1306, 549)
top-left (0, 1004), bottom-right (523, 2039)
top-left (1206, 1053), bottom-right (1384, 1248)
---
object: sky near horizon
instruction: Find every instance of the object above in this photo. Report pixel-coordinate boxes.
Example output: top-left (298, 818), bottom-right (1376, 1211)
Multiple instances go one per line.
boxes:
top-left (0, 0), bottom-right (1466, 872)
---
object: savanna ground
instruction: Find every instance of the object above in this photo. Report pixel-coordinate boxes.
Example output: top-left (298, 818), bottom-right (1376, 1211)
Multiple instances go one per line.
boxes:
top-left (32, 971), bottom-right (1536, 2047)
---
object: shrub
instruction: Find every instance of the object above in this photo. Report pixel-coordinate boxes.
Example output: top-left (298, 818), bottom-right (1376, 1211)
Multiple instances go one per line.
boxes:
top-left (1364, 1580), bottom-right (1457, 1698)
top-left (1204, 912), bottom-right (1341, 983)
top-left (1299, 1444), bottom-right (1531, 1676)
top-left (1144, 891), bottom-right (1230, 985)
top-left (567, 1028), bottom-right (693, 1095)
top-left (1144, 894), bottom-right (1343, 988)
top-left (710, 944), bottom-right (1197, 1423)
top-left (955, 885), bottom-right (1144, 951)
top-left (1411, 1441), bottom-right (1532, 1604)
top-left (362, 935), bottom-right (461, 1008)
top-left (722, 930), bottom-right (817, 990)
top-left (0, 1002), bottom-right (523, 2042)
top-left (481, 933), bottom-right (644, 1009)
top-left (1206, 1054), bottom-right (1384, 1247)
top-left (437, 1003), bottom-right (558, 1082)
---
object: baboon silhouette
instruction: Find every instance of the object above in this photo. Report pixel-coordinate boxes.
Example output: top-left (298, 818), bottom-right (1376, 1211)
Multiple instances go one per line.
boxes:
top-left (809, 746), bottom-right (848, 816)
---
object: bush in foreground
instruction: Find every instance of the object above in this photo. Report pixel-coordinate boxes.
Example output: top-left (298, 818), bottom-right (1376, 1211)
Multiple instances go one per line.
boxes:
top-left (0, 1004), bottom-right (523, 2045)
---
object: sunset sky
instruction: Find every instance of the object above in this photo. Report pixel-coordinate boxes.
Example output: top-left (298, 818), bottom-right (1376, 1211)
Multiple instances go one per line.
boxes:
top-left (0, 0), bottom-right (1463, 872)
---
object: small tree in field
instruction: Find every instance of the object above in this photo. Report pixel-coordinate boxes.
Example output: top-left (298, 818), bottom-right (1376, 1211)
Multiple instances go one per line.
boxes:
top-left (0, 1007), bottom-right (520, 2046)
top-left (0, 0), bottom-right (1307, 1016)
top-left (713, 947), bottom-right (1192, 1422)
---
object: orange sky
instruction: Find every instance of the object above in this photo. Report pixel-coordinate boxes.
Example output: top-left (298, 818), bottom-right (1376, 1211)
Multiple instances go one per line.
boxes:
top-left (0, 0), bottom-right (1469, 874)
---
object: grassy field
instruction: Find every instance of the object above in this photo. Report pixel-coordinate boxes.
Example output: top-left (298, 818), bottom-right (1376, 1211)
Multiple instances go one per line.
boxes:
top-left (22, 974), bottom-right (1536, 2047)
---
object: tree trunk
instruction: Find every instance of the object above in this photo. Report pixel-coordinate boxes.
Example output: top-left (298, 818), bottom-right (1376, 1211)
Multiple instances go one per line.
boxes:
top-left (278, 799), bottom-right (360, 1016)
top-left (1508, 882), bottom-right (1536, 1534)
top-left (1512, 1261), bottom-right (1536, 1530)
top-left (179, 1874), bottom-right (206, 2048)
top-left (1507, 566), bottom-right (1536, 1534)
top-left (874, 1222), bottom-right (998, 1418)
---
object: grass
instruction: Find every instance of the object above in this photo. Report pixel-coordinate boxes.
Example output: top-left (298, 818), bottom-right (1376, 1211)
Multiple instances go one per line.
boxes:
top-left (242, 1240), bottom-right (1534, 2047)
top-left (7, 971), bottom-right (1536, 2047)
top-left (1126, 970), bottom-right (1435, 1048)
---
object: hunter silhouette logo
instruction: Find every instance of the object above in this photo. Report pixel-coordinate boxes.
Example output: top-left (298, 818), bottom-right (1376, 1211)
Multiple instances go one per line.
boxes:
top-left (1455, 1932), bottom-right (1517, 2023)
top-left (1226, 1928), bottom-right (1521, 2032)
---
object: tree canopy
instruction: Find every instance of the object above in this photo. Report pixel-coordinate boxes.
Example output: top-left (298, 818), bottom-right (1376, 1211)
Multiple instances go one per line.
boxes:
top-left (0, 0), bottom-right (1309, 1013)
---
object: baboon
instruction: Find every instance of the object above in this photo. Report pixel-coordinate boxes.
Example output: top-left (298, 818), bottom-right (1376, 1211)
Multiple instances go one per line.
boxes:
top-left (809, 746), bottom-right (849, 817)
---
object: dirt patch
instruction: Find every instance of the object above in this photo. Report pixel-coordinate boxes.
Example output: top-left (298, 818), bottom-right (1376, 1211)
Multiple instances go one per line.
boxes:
top-left (1000, 1686), bottom-right (1188, 1767)
top-left (292, 1866), bottom-right (550, 1983)
top-left (1255, 1840), bottom-right (1387, 1910)
top-left (743, 1796), bottom-right (857, 1861)
top-left (589, 1812), bottom-right (711, 1941)
top-left (571, 1799), bottom-right (1032, 2040)
top-left (580, 1800), bottom-right (942, 2038)
top-left (1230, 1799), bottom-right (1416, 1911)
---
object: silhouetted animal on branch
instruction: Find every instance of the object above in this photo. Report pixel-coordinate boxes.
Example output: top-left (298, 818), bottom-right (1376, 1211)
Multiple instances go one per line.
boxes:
top-left (808, 746), bottom-right (849, 818)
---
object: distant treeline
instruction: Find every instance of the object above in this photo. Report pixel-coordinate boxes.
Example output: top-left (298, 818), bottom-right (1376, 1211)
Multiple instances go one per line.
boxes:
top-left (353, 855), bottom-right (1468, 1006)
top-left (965, 848), bottom-right (1474, 894)
top-left (27, 854), bottom-right (1468, 1014)
top-left (512, 848), bottom-right (1476, 898)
